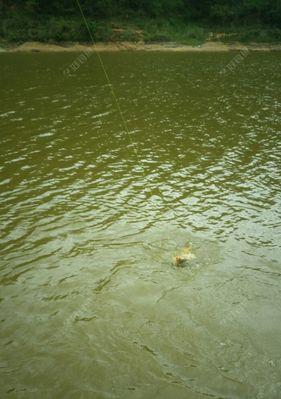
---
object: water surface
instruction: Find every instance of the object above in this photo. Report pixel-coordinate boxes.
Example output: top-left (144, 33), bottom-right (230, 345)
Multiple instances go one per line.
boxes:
top-left (0, 52), bottom-right (281, 398)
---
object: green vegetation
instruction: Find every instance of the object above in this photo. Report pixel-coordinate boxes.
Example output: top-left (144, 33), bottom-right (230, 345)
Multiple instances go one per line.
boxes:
top-left (0, 0), bottom-right (280, 44)
top-left (217, 26), bottom-right (281, 43)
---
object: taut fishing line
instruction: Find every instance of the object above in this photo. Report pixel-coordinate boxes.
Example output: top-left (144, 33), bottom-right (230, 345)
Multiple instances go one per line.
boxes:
top-left (75, 0), bottom-right (135, 152)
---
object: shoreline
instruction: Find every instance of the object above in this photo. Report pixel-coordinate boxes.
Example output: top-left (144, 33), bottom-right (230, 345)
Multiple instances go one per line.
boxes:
top-left (1, 41), bottom-right (281, 53)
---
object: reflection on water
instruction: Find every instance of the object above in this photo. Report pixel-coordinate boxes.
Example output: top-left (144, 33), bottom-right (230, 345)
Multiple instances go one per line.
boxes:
top-left (0, 52), bottom-right (281, 398)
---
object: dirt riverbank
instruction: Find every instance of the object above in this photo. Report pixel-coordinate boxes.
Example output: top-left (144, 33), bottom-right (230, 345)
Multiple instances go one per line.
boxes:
top-left (1, 41), bottom-right (281, 52)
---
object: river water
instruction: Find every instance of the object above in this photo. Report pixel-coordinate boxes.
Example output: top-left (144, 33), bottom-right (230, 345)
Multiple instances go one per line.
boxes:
top-left (0, 52), bottom-right (281, 398)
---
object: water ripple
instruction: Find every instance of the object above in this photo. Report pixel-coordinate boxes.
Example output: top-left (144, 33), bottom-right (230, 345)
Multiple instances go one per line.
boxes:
top-left (1, 52), bottom-right (281, 398)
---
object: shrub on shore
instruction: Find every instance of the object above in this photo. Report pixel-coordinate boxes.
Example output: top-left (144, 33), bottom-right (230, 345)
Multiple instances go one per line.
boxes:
top-left (0, 15), bottom-right (280, 44)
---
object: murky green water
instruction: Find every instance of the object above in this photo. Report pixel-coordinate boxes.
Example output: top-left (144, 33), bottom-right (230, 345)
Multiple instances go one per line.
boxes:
top-left (1, 52), bottom-right (281, 398)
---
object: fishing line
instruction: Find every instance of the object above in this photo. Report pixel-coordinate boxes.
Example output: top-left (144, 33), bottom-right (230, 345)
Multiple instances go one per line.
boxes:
top-left (75, 0), bottom-right (134, 149)
top-left (75, 0), bottom-right (180, 229)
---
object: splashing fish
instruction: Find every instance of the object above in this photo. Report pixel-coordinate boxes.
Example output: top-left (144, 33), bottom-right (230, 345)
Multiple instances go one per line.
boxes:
top-left (173, 242), bottom-right (196, 266)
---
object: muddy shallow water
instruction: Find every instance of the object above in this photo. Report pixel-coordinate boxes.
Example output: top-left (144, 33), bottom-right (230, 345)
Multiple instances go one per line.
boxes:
top-left (0, 52), bottom-right (281, 398)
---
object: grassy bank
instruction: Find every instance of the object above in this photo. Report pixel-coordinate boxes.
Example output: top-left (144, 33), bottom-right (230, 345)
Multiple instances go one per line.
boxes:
top-left (1, 15), bottom-right (281, 46)
top-left (0, 16), bottom-right (207, 45)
